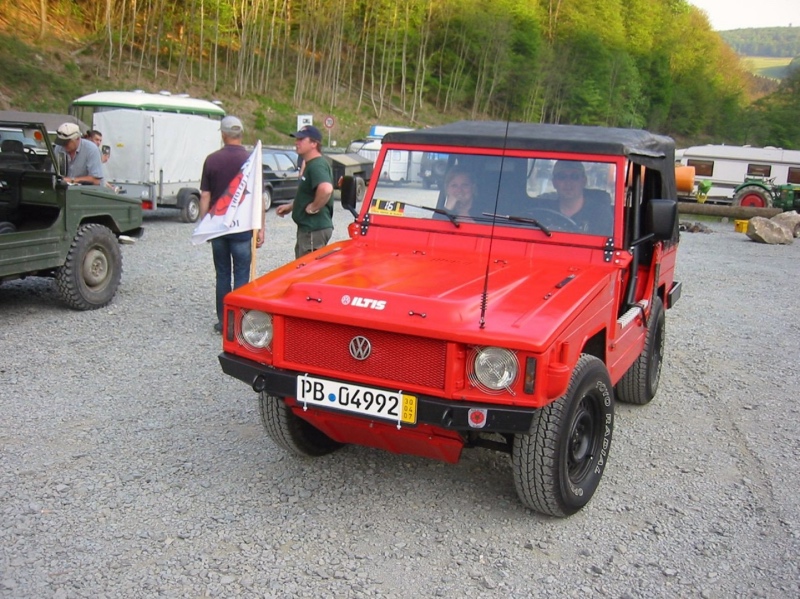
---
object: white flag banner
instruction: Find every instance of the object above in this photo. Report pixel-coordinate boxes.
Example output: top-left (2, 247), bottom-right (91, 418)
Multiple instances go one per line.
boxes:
top-left (191, 141), bottom-right (263, 245)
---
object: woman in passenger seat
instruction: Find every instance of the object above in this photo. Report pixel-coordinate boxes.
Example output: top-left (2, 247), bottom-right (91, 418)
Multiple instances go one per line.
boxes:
top-left (442, 166), bottom-right (478, 217)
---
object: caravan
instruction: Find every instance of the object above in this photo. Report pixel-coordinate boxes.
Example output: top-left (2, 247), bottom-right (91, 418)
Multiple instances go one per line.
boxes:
top-left (677, 144), bottom-right (800, 203)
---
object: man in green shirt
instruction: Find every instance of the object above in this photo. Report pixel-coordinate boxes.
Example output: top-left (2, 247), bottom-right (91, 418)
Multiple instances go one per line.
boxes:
top-left (276, 125), bottom-right (334, 258)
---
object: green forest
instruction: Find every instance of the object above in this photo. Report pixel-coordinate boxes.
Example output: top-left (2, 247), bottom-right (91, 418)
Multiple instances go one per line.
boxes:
top-left (721, 27), bottom-right (800, 57)
top-left (0, 0), bottom-right (798, 150)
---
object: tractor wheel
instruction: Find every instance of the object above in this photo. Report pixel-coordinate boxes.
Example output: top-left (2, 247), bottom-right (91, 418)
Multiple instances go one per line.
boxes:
top-left (732, 185), bottom-right (772, 208)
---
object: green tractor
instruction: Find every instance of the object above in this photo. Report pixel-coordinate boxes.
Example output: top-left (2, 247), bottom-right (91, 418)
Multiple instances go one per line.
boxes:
top-left (732, 178), bottom-right (800, 211)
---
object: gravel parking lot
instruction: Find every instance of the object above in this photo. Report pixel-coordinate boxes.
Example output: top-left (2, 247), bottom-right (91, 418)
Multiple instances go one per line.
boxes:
top-left (1, 207), bottom-right (798, 599)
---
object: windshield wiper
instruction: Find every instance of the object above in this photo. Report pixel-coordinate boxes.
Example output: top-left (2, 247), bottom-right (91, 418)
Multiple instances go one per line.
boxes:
top-left (481, 212), bottom-right (552, 236)
top-left (406, 203), bottom-right (461, 228)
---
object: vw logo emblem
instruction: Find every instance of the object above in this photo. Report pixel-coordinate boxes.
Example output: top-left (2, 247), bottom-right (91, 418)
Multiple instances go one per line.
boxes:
top-left (349, 336), bottom-right (372, 361)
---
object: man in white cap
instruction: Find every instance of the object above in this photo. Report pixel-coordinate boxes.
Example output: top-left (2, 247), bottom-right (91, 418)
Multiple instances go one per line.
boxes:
top-left (53, 122), bottom-right (104, 186)
top-left (199, 115), bottom-right (265, 333)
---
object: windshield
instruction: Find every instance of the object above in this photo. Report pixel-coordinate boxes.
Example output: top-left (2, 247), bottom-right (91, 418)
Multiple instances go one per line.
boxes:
top-left (368, 150), bottom-right (616, 236)
top-left (0, 125), bottom-right (51, 171)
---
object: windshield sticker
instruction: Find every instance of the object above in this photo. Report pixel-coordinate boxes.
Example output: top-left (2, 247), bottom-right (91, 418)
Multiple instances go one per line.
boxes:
top-left (370, 199), bottom-right (406, 216)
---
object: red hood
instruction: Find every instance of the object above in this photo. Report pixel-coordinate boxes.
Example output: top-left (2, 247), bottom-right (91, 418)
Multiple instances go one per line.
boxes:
top-left (231, 239), bottom-right (616, 351)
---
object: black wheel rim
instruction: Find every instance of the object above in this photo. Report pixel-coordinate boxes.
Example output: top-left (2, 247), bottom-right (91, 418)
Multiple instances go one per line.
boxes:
top-left (567, 395), bottom-right (602, 484)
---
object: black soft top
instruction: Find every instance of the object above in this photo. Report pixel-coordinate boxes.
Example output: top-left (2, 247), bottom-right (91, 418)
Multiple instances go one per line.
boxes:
top-left (385, 120), bottom-right (675, 165)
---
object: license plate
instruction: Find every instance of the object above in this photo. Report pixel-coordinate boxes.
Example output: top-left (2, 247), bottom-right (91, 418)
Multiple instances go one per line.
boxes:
top-left (297, 375), bottom-right (417, 425)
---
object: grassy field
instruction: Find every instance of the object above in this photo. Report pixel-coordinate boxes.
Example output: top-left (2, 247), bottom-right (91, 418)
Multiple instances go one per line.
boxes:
top-left (742, 56), bottom-right (794, 79)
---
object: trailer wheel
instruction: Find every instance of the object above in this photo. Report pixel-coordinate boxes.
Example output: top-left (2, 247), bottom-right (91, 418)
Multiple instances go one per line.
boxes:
top-left (615, 297), bottom-right (665, 405)
top-left (180, 194), bottom-right (201, 223)
top-left (732, 185), bottom-right (772, 208)
top-left (355, 177), bottom-right (366, 203)
top-left (55, 223), bottom-right (122, 310)
top-left (259, 393), bottom-right (343, 457)
top-left (511, 355), bottom-right (614, 517)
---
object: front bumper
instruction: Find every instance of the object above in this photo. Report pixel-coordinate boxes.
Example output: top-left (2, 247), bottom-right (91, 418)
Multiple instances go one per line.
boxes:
top-left (219, 352), bottom-right (537, 434)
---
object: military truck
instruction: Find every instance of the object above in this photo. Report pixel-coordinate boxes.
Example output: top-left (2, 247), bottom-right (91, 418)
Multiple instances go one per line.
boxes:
top-left (0, 118), bottom-right (143, 310)
top-left (218, 121), bottom-right (681, 517)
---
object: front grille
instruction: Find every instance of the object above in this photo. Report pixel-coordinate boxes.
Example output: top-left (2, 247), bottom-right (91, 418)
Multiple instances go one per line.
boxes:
top-left (283, 318), bottom-right (446, 390)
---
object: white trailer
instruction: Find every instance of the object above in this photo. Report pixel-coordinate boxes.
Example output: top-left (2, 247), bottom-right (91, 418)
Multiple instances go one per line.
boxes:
top-left (93, 110), bottom-right (221, 221)
top-left (677, 144), bottom-right (800, 202)
top-left (70, 91), bottom-right (224, 222)
top-left (346, 125), bottom-right (416, 183)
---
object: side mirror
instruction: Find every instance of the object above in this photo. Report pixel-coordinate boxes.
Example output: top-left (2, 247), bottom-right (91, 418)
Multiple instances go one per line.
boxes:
top-left (629, 199), bottom-right (678, 248)
top-left (645, 199), bottom-right (678, 240)
top-left (340, 175), bottom-right (359, 218)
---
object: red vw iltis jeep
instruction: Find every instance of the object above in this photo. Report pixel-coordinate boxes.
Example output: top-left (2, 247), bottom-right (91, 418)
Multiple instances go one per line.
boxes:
top-left (219, 121), bottom-right (681, 517)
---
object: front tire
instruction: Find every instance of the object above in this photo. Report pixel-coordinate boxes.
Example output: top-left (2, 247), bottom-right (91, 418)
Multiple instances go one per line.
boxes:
top-left (262, 187), bottom-right (273, 211)
top-left (259, 393), bottom-right (343, 457)
top-left (56, 224), bottom-right (122, 310)
top-left (512, 355), bottom-right (614, 517)
top-left (616, 297), bottom-right (665, 405)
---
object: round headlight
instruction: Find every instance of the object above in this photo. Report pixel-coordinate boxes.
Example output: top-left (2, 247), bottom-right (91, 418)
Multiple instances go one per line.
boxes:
top-left (471, 347), bottom-right (518, 392)
top-left (240, 310), bottom-right (273, 349)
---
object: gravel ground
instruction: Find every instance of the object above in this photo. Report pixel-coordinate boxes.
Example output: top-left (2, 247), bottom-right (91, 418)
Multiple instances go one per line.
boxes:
top-left (1, 208), bottom-right (799, 599)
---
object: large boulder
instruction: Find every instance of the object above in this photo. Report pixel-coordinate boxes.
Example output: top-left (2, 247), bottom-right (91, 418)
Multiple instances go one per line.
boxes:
top-left (746, 216), bottom-right (794, 245)
top-left (771, 211), bottom-right (800, 238)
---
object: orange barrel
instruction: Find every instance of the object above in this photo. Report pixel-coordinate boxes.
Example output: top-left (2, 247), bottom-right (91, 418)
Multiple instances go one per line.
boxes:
top-left (675, 165), bottom-right (696, 194)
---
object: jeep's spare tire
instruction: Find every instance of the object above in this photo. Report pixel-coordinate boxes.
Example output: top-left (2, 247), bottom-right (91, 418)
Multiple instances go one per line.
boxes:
top-left (56, 223), bottom-right (123, 310)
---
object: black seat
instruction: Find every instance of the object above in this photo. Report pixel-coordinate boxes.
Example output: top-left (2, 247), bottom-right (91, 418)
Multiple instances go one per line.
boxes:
top-left (0, 139), bottom-right (29, 169)
top-left (1, 139), bottom-right (25, 154)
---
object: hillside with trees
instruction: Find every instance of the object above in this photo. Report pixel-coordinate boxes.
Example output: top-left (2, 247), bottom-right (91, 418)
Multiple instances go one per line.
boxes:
top-left (0, 0), bottom-right (797, 150)
top-left (721, 27), bottom-right (800, 57)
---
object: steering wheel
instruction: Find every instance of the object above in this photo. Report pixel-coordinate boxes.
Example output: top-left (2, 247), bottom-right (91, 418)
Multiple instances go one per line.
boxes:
top-left (524, 208), bottom-right (581, 232)
top-left (23, 146), bottom-right (37, 158)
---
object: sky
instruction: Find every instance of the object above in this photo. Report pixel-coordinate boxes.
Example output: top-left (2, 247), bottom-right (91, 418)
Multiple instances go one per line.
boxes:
top-left (689, 0), bottom-right (800, 31)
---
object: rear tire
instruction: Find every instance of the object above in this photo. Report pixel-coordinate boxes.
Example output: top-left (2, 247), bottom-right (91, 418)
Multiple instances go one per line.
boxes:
top-left (512, 355), bottom-right (614, 517)
top-left (616, 297), bottom-right (665, 405)
top-left (56, 223), bottom-right (122, 310)
top-left (732, 185), bottom-right (771, 208)
top-left (259, 393), bottom-right (343, 457)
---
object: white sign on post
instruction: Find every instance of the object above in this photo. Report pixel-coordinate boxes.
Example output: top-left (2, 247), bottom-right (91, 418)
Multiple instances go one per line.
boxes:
top-left (297, 114), bottom-right (313, 131)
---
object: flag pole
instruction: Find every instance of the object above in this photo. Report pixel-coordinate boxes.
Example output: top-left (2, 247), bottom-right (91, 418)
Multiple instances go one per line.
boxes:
top-left (250, 230), bottom-right (257, 282)
top-left (249, 141), bottom-right (264, 283)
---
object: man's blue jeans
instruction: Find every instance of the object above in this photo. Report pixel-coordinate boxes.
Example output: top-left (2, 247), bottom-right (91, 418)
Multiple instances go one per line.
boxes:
top-left (211, 232), bottom-right (252, 324)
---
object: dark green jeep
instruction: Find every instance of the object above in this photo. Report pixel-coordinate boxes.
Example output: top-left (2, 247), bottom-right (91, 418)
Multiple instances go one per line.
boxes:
top-left (0, 119), bottom-right (143, 310)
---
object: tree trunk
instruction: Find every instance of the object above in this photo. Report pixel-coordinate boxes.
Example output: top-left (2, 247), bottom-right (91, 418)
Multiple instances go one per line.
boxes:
top-left (39, 0), bottom-right (47, 39)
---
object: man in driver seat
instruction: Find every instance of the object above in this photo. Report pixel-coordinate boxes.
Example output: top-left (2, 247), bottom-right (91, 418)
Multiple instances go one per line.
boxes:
top-left (543, 160), bottom-right (613, 235)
